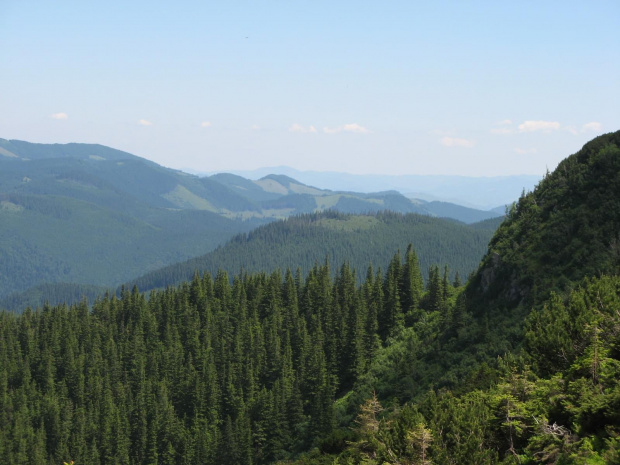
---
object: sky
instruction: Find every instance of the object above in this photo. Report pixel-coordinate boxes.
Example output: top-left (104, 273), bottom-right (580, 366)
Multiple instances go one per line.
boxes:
top-left (1, 1), bottom-right (618, 176)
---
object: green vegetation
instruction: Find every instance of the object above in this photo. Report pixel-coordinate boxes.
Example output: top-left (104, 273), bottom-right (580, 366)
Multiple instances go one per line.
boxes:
top-left (0, 283), bottom-right (110, 313)
top-left (425, 200), bottom-right (505, 223)
top-left (0, 139), bottom-right (270, 303)
top-left (0, 138), bottom-right (502, 311)
top-left (0, 245), bottom-right (440, 463)
top-left (323, 275), bottom-right (620, 464)
top-left (316, 130), bottom-right (620, 464)
top-left (0, 192), bottom-right (261, 302)
top-left (124, 211), bottom-right (497, 294)
top-left (1, 131), bottom-right (619, 463)
top-left (468, 131), bottom-right (620, 311)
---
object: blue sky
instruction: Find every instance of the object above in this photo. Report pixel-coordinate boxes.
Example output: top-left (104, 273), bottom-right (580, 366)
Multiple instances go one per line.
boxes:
top-left (1, 1), bottom-right (618, 176)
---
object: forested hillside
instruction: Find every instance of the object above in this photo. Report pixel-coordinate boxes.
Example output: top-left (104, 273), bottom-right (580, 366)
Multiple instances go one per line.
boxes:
top-left (1, 131), bottom-right (619, 464)
top-left (0, 283), bottom-right (109, 315)
top-left (0, 192), bottom-right (260, 299)
top-left (469, 129), bottom-right (620, 310)
top-left (125, 211), bottom-right (501, 294)
top-left (0, 139), bottom-right (268, 300)
top-left (320, 130), bottom-right (620, 463)
top-left (0, 138), bottom-right (501, 310)
top-left (0, 246), bottom-right (446, 463)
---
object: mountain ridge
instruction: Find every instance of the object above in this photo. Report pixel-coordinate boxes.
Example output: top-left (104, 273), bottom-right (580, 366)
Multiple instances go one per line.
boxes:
top-left (202, 165), bottom-right (541, 210)
top-left (122, 211), bottom-right (502, 296)
top-left (0, 137), bottom-right (504, 310)
top-left (1, 132), bottom-right (619, 463)
top-left (1, 138), bottom-right (503, 221)
top-left (467, 129), bottom-right (620, 312)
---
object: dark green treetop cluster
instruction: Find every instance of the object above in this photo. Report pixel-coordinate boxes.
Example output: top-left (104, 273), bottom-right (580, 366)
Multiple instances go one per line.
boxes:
top-left (0, 245), bottom-right (451, 464)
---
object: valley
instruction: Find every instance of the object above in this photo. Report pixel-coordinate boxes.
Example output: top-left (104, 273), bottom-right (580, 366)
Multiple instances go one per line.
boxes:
top-left (1, 132), bottom-right (619, 464)
top-left (2, 2), bottom-right (616, 463)
top-left (0, 138), bottom-right (504, 311)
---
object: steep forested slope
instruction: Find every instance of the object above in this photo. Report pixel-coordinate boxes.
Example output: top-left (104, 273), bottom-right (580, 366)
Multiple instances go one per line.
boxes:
top-left (319, 130), bottom-right (620, 464)
top-left (468, 130), bottom-right (620, 311)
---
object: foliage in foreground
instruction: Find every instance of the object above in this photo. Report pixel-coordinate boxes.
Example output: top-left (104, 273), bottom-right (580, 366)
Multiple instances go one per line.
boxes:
top-left (320, 276), bottom-right (620, 464)
top-left (3, 258), bottom-right (619, 464)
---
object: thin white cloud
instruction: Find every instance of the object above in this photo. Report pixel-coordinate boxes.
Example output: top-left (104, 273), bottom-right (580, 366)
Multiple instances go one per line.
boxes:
top-left (343, 123), bottom-right (369, 134)
top-left (323, 123), bottom-right (369, 134)
top-left (440, 136), bottom-right (475, 148)
top-left (251, 124), bottom-right (260, 130)
top-left (138, 119), bottom-right (153, 126)
top-left (490, 119), bottom-right (515, 134)
top-left (514, 147), bottom-right (538, 154)
top-left (518, 120), bottom-right (560, 132)
top-left (490, 128), bottom-right (513, 135)
top-left (289, 123), bottom-right (317, 133)
top-left (582, 121), bottom-right (602, 132)
top-left (51, 112), bottom-right (68, 120)
top-left (200, 121), bottom-right (212, 128)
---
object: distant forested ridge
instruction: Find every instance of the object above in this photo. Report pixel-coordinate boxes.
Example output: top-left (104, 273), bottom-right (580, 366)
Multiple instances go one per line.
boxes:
top-left (0, 282), bottom-right (110, 314)
top-left (215, 166), bottom-right (540, 210)
top-left (0, 139), bottom-right (269, 300)
top-left (0, 191), bottom-right (261, 301)
top-left (125, 210), bottom-right (501, 294)
top-left (0, 138), bottom-right (502, 310)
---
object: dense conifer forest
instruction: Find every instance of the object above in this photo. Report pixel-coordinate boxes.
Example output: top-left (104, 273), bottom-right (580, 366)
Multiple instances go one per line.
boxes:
top-left (125, 211), bottom-right (500, 295)
top-left (0, 211), bottom-right (499, 313)
top-left (1, 131), bottom-right (619, 464)
top-left (0, 247), bottom-right (438, 463)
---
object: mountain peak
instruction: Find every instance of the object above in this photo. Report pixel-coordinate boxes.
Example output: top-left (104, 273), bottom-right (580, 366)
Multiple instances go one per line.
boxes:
top-left (468, 130), bottom-right (620, 310)
top-left (0, 139), bottom-right (140, 162)
top-left (260, 174), bottom-right (300, 186)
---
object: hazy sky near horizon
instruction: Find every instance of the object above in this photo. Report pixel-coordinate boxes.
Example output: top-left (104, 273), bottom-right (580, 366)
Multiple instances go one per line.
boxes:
top-left (1, 1), bottom-right (618, 176)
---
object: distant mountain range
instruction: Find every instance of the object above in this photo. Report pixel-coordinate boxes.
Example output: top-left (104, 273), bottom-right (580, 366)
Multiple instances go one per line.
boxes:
top-left (0, 139), bottom-right (267, 300)
top-left (0, 138), bottom-right (508, 310)
top-left (1, 139), bottom-right (506, 223)
top-left (208, 172), bottom-right (503, 223)
top-left (201, 166), bottom-right (541, 210)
